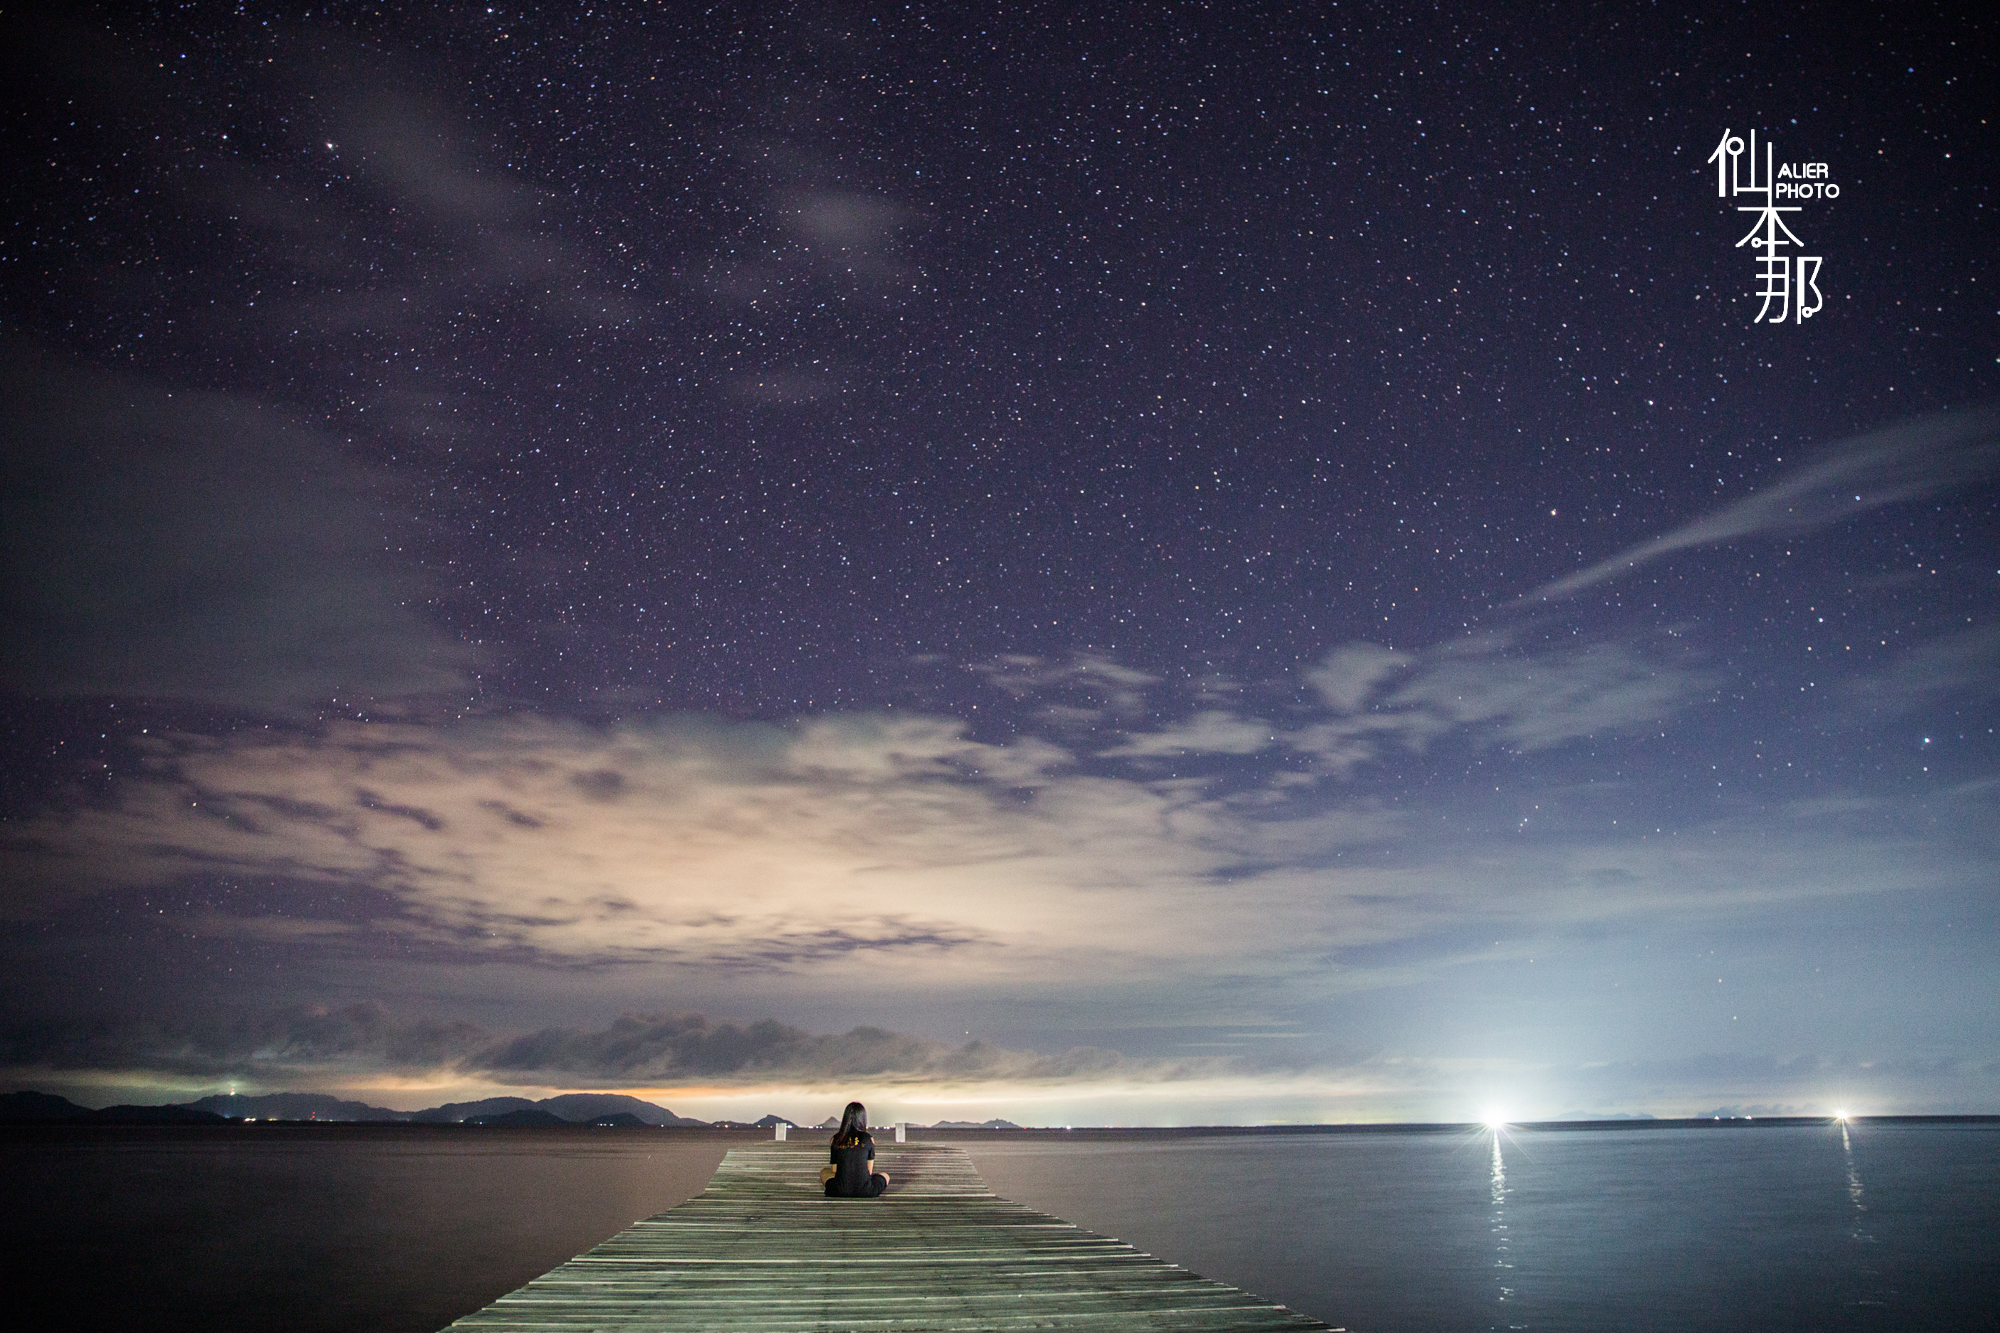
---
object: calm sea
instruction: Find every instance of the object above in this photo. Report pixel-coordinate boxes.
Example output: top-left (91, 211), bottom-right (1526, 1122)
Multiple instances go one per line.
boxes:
top-left (4, 1120), bottom-right (1994, 1331)
top-left (963, 1122), bottom-right (2000, 1332)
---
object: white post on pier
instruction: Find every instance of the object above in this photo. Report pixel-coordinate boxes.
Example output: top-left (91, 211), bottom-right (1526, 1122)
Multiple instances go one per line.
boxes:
top-left (895, 1121), bottom-right (906, 1143)
top-left (774, 1122), bottom-right (787, 1140)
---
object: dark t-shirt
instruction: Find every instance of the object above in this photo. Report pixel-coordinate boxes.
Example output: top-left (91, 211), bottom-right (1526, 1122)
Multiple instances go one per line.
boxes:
top-left (827, 1133), bottom-right (876, 1196)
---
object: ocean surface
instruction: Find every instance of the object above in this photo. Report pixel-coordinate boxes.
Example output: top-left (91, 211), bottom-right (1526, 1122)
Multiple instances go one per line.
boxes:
top-left (4, 1120), bottom-right (1994, 1332)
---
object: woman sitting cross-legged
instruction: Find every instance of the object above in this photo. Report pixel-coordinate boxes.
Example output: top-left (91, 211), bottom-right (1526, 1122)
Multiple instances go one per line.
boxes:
top-left (819, 1101), bottom-right (891, 1198)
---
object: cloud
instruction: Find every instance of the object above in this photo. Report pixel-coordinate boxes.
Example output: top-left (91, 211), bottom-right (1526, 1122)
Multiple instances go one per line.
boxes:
top-left (700, 178), bottom-right (917, 302)
top-left (1306, 643), bottom-right (1412, 712)
top-left (1289, 636), bottom-right (1711, 767)
top-left (471, 1012), bottom-right (1134, 1087)
top-left (6, 672), bottom-right (1924, 1015)
top-left (975, 651), bottom-right (1160, 716)
top-left (0, 1001), bottom-right (487, 1079)
top-left (325, 84), bottom-right (639, 327)
top-left (6, 713), bottom-right (1303, 981)
top-left (1100, 710), bottom-right (1277, 758)
top-left (1384, 640), bottom-right (1702, 750)
top-left (0, 1003), bottom-right (1189, 1094)
top-left (177, 41), bottom-right (639, 341)
top-left (1528, 405), bottom-right (2000, 602)
top-left (0, 351), bottom-right (476, 709)
top-left (26, 22), bottom-right (640, 349)
top-left (789, 191), bottom-right (910, 257)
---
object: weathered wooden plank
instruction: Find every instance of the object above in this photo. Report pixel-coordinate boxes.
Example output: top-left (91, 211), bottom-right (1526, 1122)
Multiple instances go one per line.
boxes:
top-left (444, 1142), bottom-right (1332, 1331)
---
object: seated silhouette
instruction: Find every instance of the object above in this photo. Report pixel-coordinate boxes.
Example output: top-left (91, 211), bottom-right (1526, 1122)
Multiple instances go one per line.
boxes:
top-left (820, 1100), bottom-right (890, 1198)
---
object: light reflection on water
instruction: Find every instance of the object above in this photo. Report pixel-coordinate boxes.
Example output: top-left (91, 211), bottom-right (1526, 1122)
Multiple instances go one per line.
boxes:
top-left (1841, 1121), bottom-right (1872, 1243)
top-left (1489, 1129), bottom-right (1522, 1330)
top-left (1840, 1120), bottom-right (1887, 1317)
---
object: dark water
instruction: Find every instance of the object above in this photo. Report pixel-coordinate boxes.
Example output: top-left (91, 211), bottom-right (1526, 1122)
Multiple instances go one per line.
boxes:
top-left (1, 1124), bottom-right (731, 1333)
top-left (966, 1122), bottom-right (2000, 1332)
top-left (4, 1121), bottom-right (1995, 1332)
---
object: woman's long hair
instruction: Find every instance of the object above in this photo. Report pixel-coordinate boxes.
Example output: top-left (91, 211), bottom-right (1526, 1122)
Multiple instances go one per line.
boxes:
top-left (831, 1101), bottom-right (869, 1148)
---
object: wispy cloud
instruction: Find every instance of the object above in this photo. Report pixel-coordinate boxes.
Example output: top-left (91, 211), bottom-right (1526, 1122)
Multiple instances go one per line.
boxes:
top-left (324, 83), bottom-right (640, 328)
top-left (784, 188), bottom-right (916, 287)
top-left (976, 651), bottom-right (1161, 717)
top-left (698, 110), bottom-right (923, 402)
top-left (180, 43), bottom-right (641, 343)
top-left (1306, 643), bottom-right (1412, 712)
top-left (1528, 406), bottom-right (2000, 602)
top-left (1384, 640), bottom-right (1704, 750)
top-left (1100, 710), bottom-right (1277, 758)
top-left (1288, 636), bottom-right (1711, 768)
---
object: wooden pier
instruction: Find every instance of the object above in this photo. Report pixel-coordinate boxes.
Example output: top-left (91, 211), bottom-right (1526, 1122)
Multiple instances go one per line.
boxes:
top-left (445, 1139), bottom-right (1334, 1330)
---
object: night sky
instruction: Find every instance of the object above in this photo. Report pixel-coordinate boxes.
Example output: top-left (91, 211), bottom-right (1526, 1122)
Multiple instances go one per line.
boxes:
top-left (3, 3), bottom-right (1995, 1123)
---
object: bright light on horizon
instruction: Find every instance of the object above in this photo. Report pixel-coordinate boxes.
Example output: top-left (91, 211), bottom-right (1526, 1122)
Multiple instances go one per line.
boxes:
top-left (1483, 1108), bottom-right (1508, 1129)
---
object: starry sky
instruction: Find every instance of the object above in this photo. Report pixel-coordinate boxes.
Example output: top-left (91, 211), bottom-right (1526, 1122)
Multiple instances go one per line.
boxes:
top-left (2, 3), bottom-right (1995, 1123)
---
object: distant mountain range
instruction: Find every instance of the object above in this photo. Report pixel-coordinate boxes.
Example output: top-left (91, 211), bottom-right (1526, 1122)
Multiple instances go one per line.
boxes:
top-left (0, 1091), bottom-right (231, 1125)
top-left (0, 1088), bottom-right (707, 1126)
top-left (1, 1089), bottom-right (1028, 1129)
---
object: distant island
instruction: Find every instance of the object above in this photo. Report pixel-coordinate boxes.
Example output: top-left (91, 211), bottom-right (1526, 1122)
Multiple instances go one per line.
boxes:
top-left (929, 1118), bottom-right (1023, 1129)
